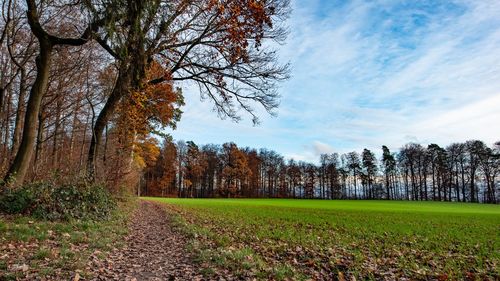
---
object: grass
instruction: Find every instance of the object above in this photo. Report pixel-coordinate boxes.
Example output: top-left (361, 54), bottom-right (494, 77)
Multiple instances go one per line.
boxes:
top-left (0, 199), bottom-right (136, 280)
top-left (146, 197), bottom-right (500, 280)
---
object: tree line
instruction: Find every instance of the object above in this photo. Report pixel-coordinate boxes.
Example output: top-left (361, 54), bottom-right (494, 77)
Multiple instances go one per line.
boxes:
top-left (0, 0), bottom-right (290, 190)
top-left (143, 139), bottom-right (499, 203)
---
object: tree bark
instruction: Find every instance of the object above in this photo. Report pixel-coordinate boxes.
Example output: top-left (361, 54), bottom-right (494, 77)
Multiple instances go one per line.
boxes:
top-left (4, 41), bottom-right (52, 186)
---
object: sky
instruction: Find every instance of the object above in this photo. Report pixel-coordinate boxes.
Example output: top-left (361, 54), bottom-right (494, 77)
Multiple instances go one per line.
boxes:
top-left (169, 0), bottom-right (500, 163)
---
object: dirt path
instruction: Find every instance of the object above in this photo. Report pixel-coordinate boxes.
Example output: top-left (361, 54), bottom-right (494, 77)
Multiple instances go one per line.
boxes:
top-left (88, 201), bottom-right (207, 281)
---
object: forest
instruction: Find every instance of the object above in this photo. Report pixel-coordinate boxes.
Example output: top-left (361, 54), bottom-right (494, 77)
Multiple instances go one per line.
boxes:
top-left (143, 139), bottom-right (500, 203)
top-left (0, 0), bottom-right (289, 190)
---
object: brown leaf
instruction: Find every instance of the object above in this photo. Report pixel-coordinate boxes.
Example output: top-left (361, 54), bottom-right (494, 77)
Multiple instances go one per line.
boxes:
top-left (338, 271), bottom-right (345, 281)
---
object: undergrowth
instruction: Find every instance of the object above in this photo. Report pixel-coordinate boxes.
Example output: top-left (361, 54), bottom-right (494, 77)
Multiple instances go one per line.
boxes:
top-left (0, 180), bottom-right (115, 221)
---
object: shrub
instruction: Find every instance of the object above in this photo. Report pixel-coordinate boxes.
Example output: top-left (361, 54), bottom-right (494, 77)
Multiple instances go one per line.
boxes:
top-left (0, 181), bottom-right (116, 221)
top-left (0, 187), bottom-right (34, 214)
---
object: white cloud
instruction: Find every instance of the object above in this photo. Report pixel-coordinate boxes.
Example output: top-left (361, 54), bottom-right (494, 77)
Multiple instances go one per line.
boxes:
top-left (169, 0), bottom-right (500, 162)
top-left (312, 141), bottom-right (335, 155)
top-left (411, 93), bottom-right (500, 145)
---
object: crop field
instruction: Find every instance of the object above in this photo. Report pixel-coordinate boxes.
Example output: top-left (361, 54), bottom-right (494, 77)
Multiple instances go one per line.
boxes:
top-left (145, 198), bottom-right (500, 280)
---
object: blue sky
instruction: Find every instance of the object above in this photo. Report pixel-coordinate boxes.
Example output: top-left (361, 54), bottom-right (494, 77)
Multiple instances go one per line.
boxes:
top-left (169, 0), bottom-right (500, 162)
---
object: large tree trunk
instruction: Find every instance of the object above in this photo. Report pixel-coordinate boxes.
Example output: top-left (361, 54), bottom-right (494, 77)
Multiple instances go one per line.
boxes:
top-left (86, 69), bottom-right (131, 179)
top-left (4, 41), bottom-right (52, 186)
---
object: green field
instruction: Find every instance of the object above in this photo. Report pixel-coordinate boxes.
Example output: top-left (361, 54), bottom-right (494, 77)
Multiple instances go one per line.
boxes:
top-left (145, 198), bottom-right (500, 280)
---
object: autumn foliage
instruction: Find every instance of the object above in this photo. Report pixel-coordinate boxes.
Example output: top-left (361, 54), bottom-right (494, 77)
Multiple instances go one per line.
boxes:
top-left (0, 0), bottom-right (289, 190)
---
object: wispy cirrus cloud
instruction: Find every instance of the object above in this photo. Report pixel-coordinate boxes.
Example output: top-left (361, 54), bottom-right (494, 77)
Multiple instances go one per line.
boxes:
top-left (170, 0), bottom-right (500, 162)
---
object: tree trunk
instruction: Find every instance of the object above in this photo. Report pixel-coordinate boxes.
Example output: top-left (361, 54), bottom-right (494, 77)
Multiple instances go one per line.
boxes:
top-left (2, 85), bottom-right (12, 162)
top-left (33, 110), bottom-right (45, 175)
top-left (4, 41), bottom-right (53, 186)
top-left (86, 68), bottom-right (129, 179)
top-left (52, 93), bottom-right (63, 168)
top-left (11, 68), bottom-right (27, 158)
top-left (68, 97), bottom-right (81, 168)
top-left (470, 166), bottom-right (476, 203)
